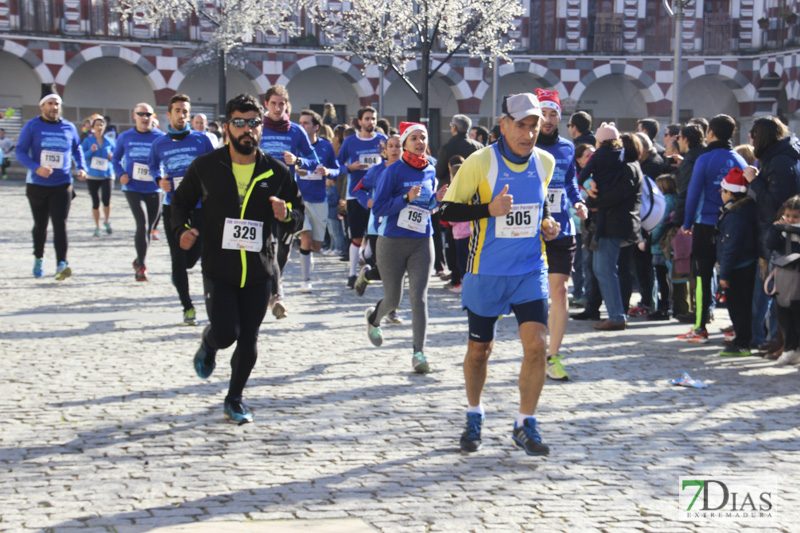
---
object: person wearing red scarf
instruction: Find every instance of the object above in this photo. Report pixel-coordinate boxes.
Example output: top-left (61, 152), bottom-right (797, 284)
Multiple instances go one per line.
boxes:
top-left (364, 122), bottom-right (447, 374)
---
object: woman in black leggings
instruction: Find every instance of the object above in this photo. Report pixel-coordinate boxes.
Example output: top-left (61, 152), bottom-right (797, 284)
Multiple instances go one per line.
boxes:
top-left (80, 115), bottom-right (115, 236)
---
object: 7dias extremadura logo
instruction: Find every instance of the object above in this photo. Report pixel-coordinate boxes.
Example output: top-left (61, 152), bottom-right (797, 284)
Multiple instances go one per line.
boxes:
top-left (679, 477), bottom-right (776, 522)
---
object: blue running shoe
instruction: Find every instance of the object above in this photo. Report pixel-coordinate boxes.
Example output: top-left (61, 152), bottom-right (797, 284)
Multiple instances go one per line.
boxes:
top-left (33, 257), bottom-right (44, 278)
top-left (224, 398), bottom-right (253, 424)
top-left (460, 412), bottom-right (484, 453)
top-left (193, 332), bottom-right (216, 379)
top-left (55, 261), bottom-right (71, 281)
top-left (512, 417), bottom-right (549, 456)
top-left (412, 351), bottom-right (430, 374)
top-left (366, 307), bottom-right (383, 347)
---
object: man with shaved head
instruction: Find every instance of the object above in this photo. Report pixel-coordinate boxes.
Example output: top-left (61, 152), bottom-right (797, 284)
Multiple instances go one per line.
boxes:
top-left (113, 102), bottom-right (166, 282)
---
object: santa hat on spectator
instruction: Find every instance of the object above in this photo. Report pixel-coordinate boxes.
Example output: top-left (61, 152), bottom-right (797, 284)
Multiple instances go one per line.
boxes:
top-left (595, 122), bottom-right (620, 142)
top-left (399, 121), bottom-right (427, 148)
top-left (721, 167), bottom-right (748, 193)
top-left (535, 89), bottom-right (562, 118)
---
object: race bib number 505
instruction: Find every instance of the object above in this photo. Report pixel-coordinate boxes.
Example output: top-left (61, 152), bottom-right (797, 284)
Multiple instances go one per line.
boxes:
top-left (222, 218), bottom-right (263, 252)
top-left (496, 203), bottom-right (540, 238)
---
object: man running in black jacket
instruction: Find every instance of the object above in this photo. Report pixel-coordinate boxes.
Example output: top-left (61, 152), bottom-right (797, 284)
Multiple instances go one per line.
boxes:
top-left (171, 93), bottom-right (304, 424)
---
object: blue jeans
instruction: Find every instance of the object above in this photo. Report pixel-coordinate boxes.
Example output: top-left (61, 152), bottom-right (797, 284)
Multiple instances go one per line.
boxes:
top-left (751, 265), bottom-right (778, 345)
top-left (593, 237), bottom-right (626, 323)
top-left (326, 215), bottom-right (346, 254)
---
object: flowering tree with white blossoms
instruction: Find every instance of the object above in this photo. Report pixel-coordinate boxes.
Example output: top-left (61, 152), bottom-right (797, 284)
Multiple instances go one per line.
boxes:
top-left (116, 0), bottom-right (310, 52)
top-left (311, 0), bottom-right (524, 127)
top-left (115, 0), bottom-right (312, 115)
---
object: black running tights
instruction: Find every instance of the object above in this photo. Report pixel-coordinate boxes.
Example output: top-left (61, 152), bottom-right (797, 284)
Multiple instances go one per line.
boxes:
top-left (162, 204), bottom-right (203, 311)
top-left (203, 276), bottom-right (269, 401)
top-left (26, 182), bottom-right (72, 263)
top-left (124, 191), bottom-right (161, 266)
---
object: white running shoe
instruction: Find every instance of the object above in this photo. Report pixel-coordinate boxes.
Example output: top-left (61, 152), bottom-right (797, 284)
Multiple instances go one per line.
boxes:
top-left (300, 281), bottom-right (313, 293)
top-left (776, 350), bottom-right (800, 366)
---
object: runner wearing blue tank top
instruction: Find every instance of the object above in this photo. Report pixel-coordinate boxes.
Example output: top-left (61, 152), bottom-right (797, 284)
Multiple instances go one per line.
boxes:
top-left (440, 93), bottom-right (561, 456)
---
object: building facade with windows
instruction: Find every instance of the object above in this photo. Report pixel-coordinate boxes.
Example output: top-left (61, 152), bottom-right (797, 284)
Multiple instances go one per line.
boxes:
top-left (1, 0), bottom-right (798, 150)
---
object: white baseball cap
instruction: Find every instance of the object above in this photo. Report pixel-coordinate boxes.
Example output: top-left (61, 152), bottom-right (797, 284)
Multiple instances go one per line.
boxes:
top-left (502, 93), bottom-right (544, 122)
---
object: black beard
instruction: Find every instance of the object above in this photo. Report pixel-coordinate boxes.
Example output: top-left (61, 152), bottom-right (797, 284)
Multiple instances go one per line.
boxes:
top-left (364, 125), bottom-right (374, 133)
top-left (231, 134), bottom-right (257, 155)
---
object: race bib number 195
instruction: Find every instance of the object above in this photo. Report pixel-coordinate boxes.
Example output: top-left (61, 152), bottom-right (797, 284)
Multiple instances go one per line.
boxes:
top-left (496, 203), bottom-right (540, 238)
top-left (397, 205), bottom-right (429, 233)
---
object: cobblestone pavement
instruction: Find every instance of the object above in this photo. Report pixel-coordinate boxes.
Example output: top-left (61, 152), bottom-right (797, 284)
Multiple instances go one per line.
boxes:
top-left (1, 179), bottom-right (798, 533)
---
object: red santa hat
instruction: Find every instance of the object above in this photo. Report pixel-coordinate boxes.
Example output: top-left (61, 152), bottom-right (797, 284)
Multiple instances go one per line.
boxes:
top-left (721, 167), bottom-right (748, 193)
top-left (534, 88), bottom-right (562, 118)
top-left (399, 121), bottom-right (427, 148)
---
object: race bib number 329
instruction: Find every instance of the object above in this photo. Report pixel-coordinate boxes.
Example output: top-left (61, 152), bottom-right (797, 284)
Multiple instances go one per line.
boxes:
top-left (496, 203), bottom-right (540, 238)
top-left (222, 218), bottom-right (263, 252)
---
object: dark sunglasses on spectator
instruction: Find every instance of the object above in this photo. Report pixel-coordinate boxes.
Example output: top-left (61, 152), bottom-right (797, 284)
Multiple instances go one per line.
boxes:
top-left (229, 118), bottom-right (262, 128)
top-left (135, 112), bottom-right (153, 117)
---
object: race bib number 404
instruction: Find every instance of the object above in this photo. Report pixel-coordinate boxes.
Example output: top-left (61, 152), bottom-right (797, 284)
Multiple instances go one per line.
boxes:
top-left (222, 218), bottom-right (263, 252)
top-left (496, 203), bottom-right (540, 238)
top-left (359, 153), bottom-right (381, 168)
top-left (547, 188), bottom-right (563, 213)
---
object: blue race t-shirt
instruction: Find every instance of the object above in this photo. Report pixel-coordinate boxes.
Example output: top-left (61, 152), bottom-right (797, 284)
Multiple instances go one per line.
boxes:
top-left (16, 117), bottom-right (85, 186)
top-left (148, 131), bottom-right (215, 205)
top-left (113, 128), bottom-right (166, 193)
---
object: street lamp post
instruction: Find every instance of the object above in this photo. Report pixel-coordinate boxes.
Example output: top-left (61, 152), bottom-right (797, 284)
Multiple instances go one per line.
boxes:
top-left (663, 0), bottom-right (691, 124)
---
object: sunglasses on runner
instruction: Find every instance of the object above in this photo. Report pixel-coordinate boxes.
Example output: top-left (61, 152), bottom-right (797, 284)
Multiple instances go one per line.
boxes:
top-left (229, 118), bottom-right (262, 128)
top-left (135, 112), bottom-right (153, 117)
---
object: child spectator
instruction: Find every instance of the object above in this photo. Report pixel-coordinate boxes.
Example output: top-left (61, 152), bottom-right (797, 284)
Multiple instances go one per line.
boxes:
top-left (766, 195), bottom-right (800, 365)
top-left (448, 156), bottom-right (468, 294)
top-left (648, 174), bottom-right (678, 320)
top-left (716, 168), bottom-right (758, 356)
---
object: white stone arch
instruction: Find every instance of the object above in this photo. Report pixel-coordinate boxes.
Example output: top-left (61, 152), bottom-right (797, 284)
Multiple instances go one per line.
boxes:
top-left (755, 59), bottom-right (795, 106)
top-left (683, 63), bottom-right (756, 104)
top-left (0, 50), bottom-right (45, 108)
top-left (272, 55), bottom-right (370, 99)
top-left (168, 53), bottom-right (267, 94)
top-left (1, 39), bottom-right (51, 84)
top-left (381, 59), bottom-right (467, 102)
top-left (284, 65), bottom-right (361, 119)
top-left (489, 60), bottom-right (567, 100)
top-left (572, 62), bottom-right (663, 104)
top-left (55, 45), bottom-right (163, 91)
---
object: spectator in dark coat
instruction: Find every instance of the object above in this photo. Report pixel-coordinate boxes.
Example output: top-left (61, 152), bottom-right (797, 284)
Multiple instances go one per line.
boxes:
top-left (585, 133), bottom-right (642, 331)
top-left (635, 132), bottom-right (666, 179)
top-left (434, 114), bottom-right (483, 280)
top-left (569, 111), bottom-right (595, 147)
top-left (743, 116), bottom-right (800, 260)
top-left (673, 123), bottom-right (707, 229)
top-left (744, 116), bottom-right (800, 351)
top-left (436, 115), bottom-right (483, 185)
top-left (637, 118), bottom-right (665, 156)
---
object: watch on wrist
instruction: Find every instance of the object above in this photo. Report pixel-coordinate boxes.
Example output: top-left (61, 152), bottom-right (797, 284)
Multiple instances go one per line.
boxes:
top-left (403, 193), bottom-right (410, 203)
